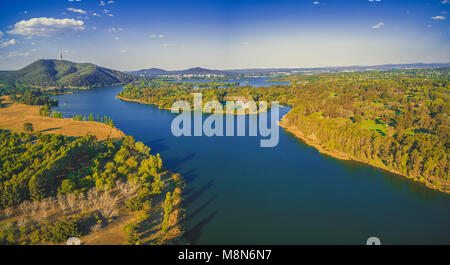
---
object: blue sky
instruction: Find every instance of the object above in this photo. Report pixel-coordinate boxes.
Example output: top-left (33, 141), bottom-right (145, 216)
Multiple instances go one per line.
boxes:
top-left (0, 0), bottom-right (449, 71)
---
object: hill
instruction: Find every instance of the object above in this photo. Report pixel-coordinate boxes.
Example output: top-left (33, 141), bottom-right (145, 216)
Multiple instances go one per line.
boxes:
top-left (128, 63), bottom-right (450, 76)
top-left (0, 59), bottom-right (135, 88)
top-left (128, 67), bottom-right (228, 76)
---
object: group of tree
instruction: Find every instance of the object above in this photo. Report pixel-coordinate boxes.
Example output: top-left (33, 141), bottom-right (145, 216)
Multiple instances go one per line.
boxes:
top-left (0, 129), bottom-right (171, 244)
top-left (282, 68), bottom-right (449, 192)
top-left (72, 114), bottom-right (115, 128)
top-left (118, 80), bottom-right (297, 111)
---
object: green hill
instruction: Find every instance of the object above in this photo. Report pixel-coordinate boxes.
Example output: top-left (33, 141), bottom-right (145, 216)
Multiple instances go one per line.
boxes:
top-left (0, 59), bottom-right (135, 88)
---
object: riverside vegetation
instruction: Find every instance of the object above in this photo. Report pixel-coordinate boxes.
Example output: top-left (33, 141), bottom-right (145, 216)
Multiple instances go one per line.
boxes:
top-left (281, 69), bottom-right (449, 193)
top-left (0, 92), bottom-right (184, 245)
top-left (118, 69), bottom-right (449, 193)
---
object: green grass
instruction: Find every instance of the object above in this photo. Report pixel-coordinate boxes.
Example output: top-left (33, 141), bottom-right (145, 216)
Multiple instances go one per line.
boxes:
top-left (360, 119), bottom-right (387, 135)
top-left (308, 111), bottom-right (324, 119)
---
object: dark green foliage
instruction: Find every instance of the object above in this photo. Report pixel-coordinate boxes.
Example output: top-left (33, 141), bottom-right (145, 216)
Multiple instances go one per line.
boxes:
top-left (0, 59), bottom-right (135, 88)
top-left (39, 105), bottom-right (51, 117)
top-left (0, 223), bottom-right (20, 245)
top-left (23, 123), bottom-right (34, 133)
top-left (284, 69), bottom-right (449, 191)
top-left (38, 219), bottom-right (81, 244)
top-left (123, 222), bottom-right (140, 245)
top-left (118, 79), bottom-right (296, 110)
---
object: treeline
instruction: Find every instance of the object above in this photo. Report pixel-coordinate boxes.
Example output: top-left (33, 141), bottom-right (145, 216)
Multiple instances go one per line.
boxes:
top-left (0, 85), bottom-right (58, 107)
top-left (118, 80), bottom-right (297, 110)
top-left (283, 68), bottom-right (449, 192)
top-left (73, 113), bottom-right (115, 127)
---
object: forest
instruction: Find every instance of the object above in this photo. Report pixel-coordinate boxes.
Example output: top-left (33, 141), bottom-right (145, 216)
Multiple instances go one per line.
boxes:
top-left (0, 131), bottom-right (183, 244)
top-left (0, 85), bottom-right (58, 107)
top-left (282, 69), bottom-right (449, 192)
top-left (118, 80), bottom-right (297, 111)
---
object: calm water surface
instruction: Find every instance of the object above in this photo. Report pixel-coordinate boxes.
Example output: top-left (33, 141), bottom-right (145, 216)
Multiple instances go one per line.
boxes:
top-left (54, 85), bottom-right (450, 245)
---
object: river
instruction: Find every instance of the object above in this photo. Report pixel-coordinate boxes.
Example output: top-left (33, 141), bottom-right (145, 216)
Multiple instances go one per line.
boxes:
top-left (53, 85), bottom-right (450, 245)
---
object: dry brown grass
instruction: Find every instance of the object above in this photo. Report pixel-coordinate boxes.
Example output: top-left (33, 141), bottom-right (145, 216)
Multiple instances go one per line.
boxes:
top-left (0, 96), bottom-right (125, 141)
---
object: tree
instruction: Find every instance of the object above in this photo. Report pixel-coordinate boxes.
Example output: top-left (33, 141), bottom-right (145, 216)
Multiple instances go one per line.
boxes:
top-left (23, 123), bottom-right (34, 134)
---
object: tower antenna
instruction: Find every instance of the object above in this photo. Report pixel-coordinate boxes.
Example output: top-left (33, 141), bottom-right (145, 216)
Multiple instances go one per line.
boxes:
top-left (58, 42), bottom-right (63, 61)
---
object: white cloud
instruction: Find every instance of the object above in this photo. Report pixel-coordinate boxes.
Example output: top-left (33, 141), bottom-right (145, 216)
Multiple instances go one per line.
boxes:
top-left (368, 0), bottom-right (382, 2)
top-left (442, 0), bottom-right (449, 4)
top-left (99, 1), bottom-right (106, 6)
top-left (0, 39), bottom-right (17, 48)
top-left (67, 8), bottom-right (88, 15)
top-left (120, 49), bottom-right (127, 53)
top-left (431, 16), bottom-right (446, 20)
top-left (92, 12), bottom-right (101, 17)
top-left (0, 31), bottom-right (3, 38)
top-left (313, 1), bottom-right (319, 5)
top-left (241, 41), bottom-right (249, 45)
top-left (109, 27), bottom-right (124, 32)
top-left (7, 51), bottom-right (30, 58)
top-left (114, 36), bottom-right (120, 40)
top-left (8, 17), bottom-right (85, 37)
top-left (372, 22), bottom-right (384, 29)
top-left (149, 33), bottom-right (165, 38)
top-left (163, 43), bottom-right (176, 47)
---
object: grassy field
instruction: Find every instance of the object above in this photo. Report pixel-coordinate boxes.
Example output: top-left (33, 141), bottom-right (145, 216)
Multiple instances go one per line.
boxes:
top-left (0, 96), bottom-right (125, 141)
top-left (359, 119), bottom-right (387, 135)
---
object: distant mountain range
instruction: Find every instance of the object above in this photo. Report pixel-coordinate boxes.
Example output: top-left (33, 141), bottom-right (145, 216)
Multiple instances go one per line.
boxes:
top-left (1, 60), bottom-right (448, 88)
top-left (127, 67), bottom-right (228, 76)
top-left (0, 59), bottom-right (135, 88)
top-left (129, 63), bottom-right (450, 76)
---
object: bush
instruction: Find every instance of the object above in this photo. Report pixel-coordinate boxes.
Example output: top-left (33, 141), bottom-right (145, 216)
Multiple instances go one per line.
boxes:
top-left (39, 219), bottom-right (81, 243)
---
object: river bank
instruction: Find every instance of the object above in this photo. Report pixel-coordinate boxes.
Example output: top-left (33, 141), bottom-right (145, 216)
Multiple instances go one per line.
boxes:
top-left (116, 95), bottom-right (266, 115)
top-left (279, 115), bottom-right (450, 195)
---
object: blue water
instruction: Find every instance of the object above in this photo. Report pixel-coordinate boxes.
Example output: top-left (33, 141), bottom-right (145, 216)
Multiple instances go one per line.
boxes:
top-left (54, 86), bottom-right (450, 245)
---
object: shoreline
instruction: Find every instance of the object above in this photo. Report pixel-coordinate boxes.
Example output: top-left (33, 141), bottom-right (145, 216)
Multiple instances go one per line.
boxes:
top-left (279, 115), bottom-right (450, 195)
top-left (116, 95), bottom-right (266, 115)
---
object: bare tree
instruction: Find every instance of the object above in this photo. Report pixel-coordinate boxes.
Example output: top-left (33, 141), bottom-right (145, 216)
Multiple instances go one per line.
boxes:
top-left (57, 194), bottom-right (68, 212)
top-left (4, 208), bottom-right (13, 218)
top-left (17, 217), bottom-right (28, 228)
top-left (66, 193), bottom-right (77, 211)
top-left (78, 193), bottom-right (88, 212)
top-left (90, 223), bottom-right (103, 233)
top-left (97, 191), bottom-right (119, 219)
top-left (116, 180), bottom-right (139, 198)
top-left (19, 201), bottom-right (33, 216)
top-left (31, 200), bottom-right (40, 216)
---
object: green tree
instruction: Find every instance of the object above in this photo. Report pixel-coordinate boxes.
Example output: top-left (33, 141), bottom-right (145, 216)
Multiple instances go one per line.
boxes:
top-left (23, 123), bottom-right (34, 134)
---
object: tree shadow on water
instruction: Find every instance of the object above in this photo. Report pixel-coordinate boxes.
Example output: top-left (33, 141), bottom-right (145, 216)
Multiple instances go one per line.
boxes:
top-left (183, 210), bottom-right (219, 245)
top-left (185, 195), bottom-right (217, 222)
top-left (145, 138), bottom-right (169, 153)
top-left (184, 181), bottom-right (214, 206)
top-left (176, 168), bottom-right (198, 185)
top-left (165, 153), bottom-right (196, 171)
